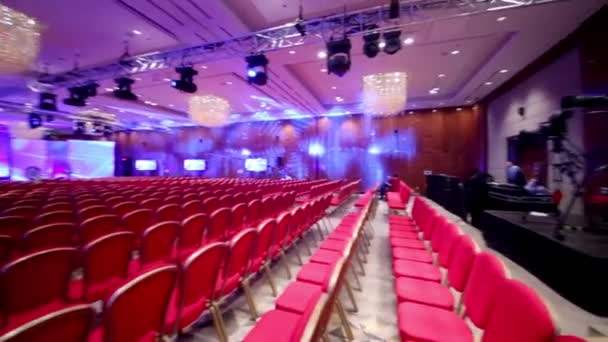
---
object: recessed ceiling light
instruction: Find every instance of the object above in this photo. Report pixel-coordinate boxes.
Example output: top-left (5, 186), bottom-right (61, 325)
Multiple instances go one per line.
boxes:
top-left (345, 111), bottom-right (351, 114)
top-left (499, 69), bottom-right (509, 73)
top-left (497, 16), bottom-right (507, 22)
top-left (379, 41), bottom-right (386, 49)
top-left (317, 51), bottom-right (327, 59)
top-left (163, 78), bottom-right (171, 82)
top-left (485, 81), bottom-right (493, 85)
top-left (438, 74), bottom-right (446, 78)
top-left (168, 104), bottom-right (174, 107)
top-left (321, 68), bottom-right (327, 73)
top-left (403, 37), bottom-right (414, 45)
top-left (92, 107), bottom-right (99, 111)
top-left (432, 109), bottom-right (438, 113)
top-left (331, 86), bottom-right (337, 90)
top-left (132, 29), bottom-right (142, 35)
top-left (225, 81), bottom-right (233, 85)
top-left (200, 65), bottom-right (208, 69)
top-left (466, 100), bottom-right (473, 103)
top-left (439, 102), bottom-right (445, 105)
top-left (335, 96), bottom-right (344, 102)
top-left (135, 77), bottom-right (142, 81)
top-left (408, 111), bottom-right (414, 114)
top-left (456, 107), bottom-right (463, 111)
top-left (450, 50), bottom-right (460, 55)
top-left (288, 50), bottom-right (296, 55)
top-left (105, 88), bottom-right (113, 92)
top-left (429, 87), bottom-right (440, 94)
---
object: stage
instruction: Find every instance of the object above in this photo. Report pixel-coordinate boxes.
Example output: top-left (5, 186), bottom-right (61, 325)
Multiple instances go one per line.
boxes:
top-left (481, 210), bottom-right (608, 316)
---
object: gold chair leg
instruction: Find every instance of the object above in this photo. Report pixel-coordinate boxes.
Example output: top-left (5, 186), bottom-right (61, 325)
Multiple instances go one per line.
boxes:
top-left (349, 267), bottom-right (362, 291)
top-left (263, 263), bottom-right (277, 297)
top-left (358, 246), bottom-right (368, 263)
top-left (280, 251), bottom-right (292, 278)
top-left (293, 244), bottom-right (304, 265)
top-left (344, 280), bottom-right (359, 312)
top-left (302, 236), bottom-right (312, 256)
top-left (355, 252), bottom-right (366, 276)
top-left (241, 279), bottom-right (259, 320)
top-left (315, 223), bottom-right (325, 240)
top-left (321, 334), bottom-right (330, 342)
top-left (209, 302), bottom-right (228, 342)
top-left (336, 299), bottom-right (355, 340)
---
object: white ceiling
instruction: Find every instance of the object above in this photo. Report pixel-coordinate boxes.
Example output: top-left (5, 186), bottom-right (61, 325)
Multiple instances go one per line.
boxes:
top-left (0, 0), bottom-right (605, 130)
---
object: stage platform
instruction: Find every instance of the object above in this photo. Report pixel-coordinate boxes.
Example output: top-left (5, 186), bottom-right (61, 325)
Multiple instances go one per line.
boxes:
top-left (481, 210), bottom-right (608, 316)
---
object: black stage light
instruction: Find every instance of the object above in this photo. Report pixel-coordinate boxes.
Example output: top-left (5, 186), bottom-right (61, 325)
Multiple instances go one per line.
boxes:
top-left (326, 38), bottom-right (352, 77)
top-left (383, 30), bottom-right (402, 55)
top-left (363, 33), bottom-right (381, 58)
top-left (39, 92), bottom-right (57, 111)
top-left (246, 54), bottom-right (269, 86)
top-left (63, 86), bottom-right (88, 107)
top-left (389, 0), bottom-right (400, 19)
top-left (74, 121), bottom-right (86, 135)
top-left (113, 77), bottom-right (138, 101)
top-left (103, 125), bottom-right (113, 138)
top-left (171, 66), bottom-right (198, 93)
top-left (28, 113), bottom-right (42, 129)
top-left (84, 83), bottom-right (99, 97)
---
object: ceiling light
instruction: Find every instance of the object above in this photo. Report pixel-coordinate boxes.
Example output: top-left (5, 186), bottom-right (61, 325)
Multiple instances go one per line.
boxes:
top-left (439, 102), bottom-right (445, 105)
top-left (317, 51), bottom-right (327, 59)
top-left (28, 113), bottom-right (42, 129)
top-left (171, 66), bottom-right (198, 93)
top-left (497, 16), bottom-right (507, 22)
top-left (456, 107), bottom-right (463, 111)
top-left (403, 37), bottom-right (414, 45)
top-left (0, 5), bottom-right (41, 74)
top-left (288, 50), bottom-right (296, 54)
top-left (320, 68), bottom-right (327, 73)
top-left (345, 111), bottom-right (351, 114)
top-left (363, 72), bottom-right (407, 116)
top-left (331, 86), bottom-right (337, 90)
top-left (335, 96), bottom-right (344, 102)
top-left (450, 50), bottom-right (460, 55)
top-left (363, 32), bottom-right (381, 58)
top-left (383, 31), bottom-right (402, 55)
top-left (225, 81), bottom-right (233, 85)
top-left (408, 111), bottom-right (414, 114)
top-left (485, 81), bottom-right (493, 85)
top-left (326, 38), bottom-right (352, 77)
top-left (466, 100), bottom-right (473, 103)
top-left (132, 29), bottom-right (142, 35)
top-left (429, 88), bottom-right (440, 94)
top-left (378, 41), bottom-right (386, 49)
top-left (438, 74), bottom-right (446, 78)
top-left (105, 88), bottom-right (113, 92)
top-left (246, 54), bottom-right (269, 86)
top-left (499, 69), bottom-right (509, 73)
top-left (432, 109), bottom-right (438, 113)
top-left (38, 92), bottom-right (57, 111)
top-left (189, 95), bottom-right (231, 127)
top-left (64, 83), bottom-right (98, 107)
top-left (200, 65), bottom-right (208, 69)
top-left (113, 77), bottom-right (137, 101)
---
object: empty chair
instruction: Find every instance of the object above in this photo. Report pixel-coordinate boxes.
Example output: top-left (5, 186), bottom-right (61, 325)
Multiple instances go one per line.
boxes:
top-left (12, 199), bottom-right (41, 208)
top-left (207, 208), bottom-right (230, 243)
top-left (71, 232), bottom-right (136, 303)
top-left (89, 265), bottom-right (178, 341)
top-left (246, 199), bottom-right (261, 225)
top-left (0, 248), bottom-right (78, 329)
top-left (3, 206), bottom-right (37, 221)
top-left (218, 195), bottom-right (233, 209)
top-left (176, 214), bottom-right (207, 261)
top-left (164, 195), bottom-right (181, 204)
top-left (0, 216), bottom-right (28, 238)
top-left (122, 209), bottom-right (153, 237)
top-left (79, 214), bottom-right (120, 245)
top-left (76, 198), bottom-right (103, 210)
top-left (21, 223), bottom-right (75, 253)
top-left (0, 235), bottom-right (14, 265)
top-left (164, 243), bottom-right (227, 338)
top-left (181, 200), bottom-right (202, 218)
top-left (233, 193), bottom-right (246, 206)
top-left (229, 203), bottom-right (247, 236)
top-left (77, 205), bottom-right (109, 221)
top-left (249, 219), bottom-right (278, 296)
top-left (155, 204), bottom-right (181, 222)
top-left (41, 202), bottom-right (72, 212)
top-left (141, 198), bottom-right (161, 211)
top-left (202, 197), bottom-right (219, 215)
top-left (33, 210), bottom-right (73, 226)
top-left (104, 196), bottom-right (124, 207)
top-left (112, 201), bottom-right (137, 217)
top-left (0, 304), bottom-right (95, 342)
top-left (137, 221), bottom-right (179, 270)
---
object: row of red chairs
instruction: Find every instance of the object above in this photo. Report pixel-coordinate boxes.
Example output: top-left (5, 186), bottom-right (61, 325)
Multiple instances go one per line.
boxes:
top-left (330, 180), bottom-right (361, 206)
top-left (388, 186), bottom-right (585, 342)
top-left (0, 193), bottom-right (336, 341)
top-left (244, 188), bottom-right (376, 341)
top-left (387, 180), bottom-right (413, 211)
top-left (297, 180), bottom-right (344, 203)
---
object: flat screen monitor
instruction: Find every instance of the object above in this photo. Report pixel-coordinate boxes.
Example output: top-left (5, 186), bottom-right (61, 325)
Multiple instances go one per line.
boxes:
top-left (184, 159), bottom-right (206, 171)
top-left (245, 158), bottom-right (268, 172)
top-left (135, 160), bottom-right (157, 171)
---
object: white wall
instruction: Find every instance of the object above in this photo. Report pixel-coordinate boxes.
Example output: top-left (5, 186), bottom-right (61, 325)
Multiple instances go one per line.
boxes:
top-left (486, 48), bottom-right (584, 212)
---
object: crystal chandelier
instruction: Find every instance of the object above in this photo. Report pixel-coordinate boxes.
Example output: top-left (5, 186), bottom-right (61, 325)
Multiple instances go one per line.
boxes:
top-left (362, 72), bottom-right (407, 116)
top-left (0, 4), bottom-right (41, 74)
top-left (189, 95), bottom-right (231, 127)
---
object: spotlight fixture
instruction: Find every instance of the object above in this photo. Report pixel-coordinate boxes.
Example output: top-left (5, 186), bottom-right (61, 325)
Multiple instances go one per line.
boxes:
top-left (103, 125), bottom-right (113, 138)
top-left (74, 121), bottom-right (86, 135)
top-left (28, 113), bottom-right (42, 129)
top-left (63, 86), bottom-right (88, 107)
top-left (171, 66), bottom-right (198, 93)
top-left (363, 33), bottom-right (381, 58)
top-left (383, 31), bottom-right (402, 55)
top-left (113, 77), bottom-right (138, 101)
top-left (245, 54), bottom-right (269, 86)
top-left (326, 38), bottom-right (352, 77)
top-left (294, 2), bottom-right (306, 36)
top-left (84, 83), bottom-right (99, 97)
top-left (38, 92), bottom-right (57, 111)
top-left (389, 0), bottom-right (400, 19)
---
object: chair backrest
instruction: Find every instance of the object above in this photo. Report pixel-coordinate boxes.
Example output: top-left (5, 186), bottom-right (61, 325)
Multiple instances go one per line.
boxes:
top-left (436, 221), bottom-right (462, 268)
top-left (218, 195), bottom-right (233, 209)
top-left (273, 211), bottom-right (292, 255)
top-left (102, 265), bottom-right (177, 341)
top-left (41, 202), bottom-right (72, 212)
top-left (141, 198), bottom-right (161, 211)
top-left (140, 221), bottom-right (179, 266)
top-left (122, 209), bottom-right (153, 236)
top-left (446, 234), bottom-right (478, 292)
top-left (179, 214), bottom-right (207, 251)
top-left (0, 248), bottom-right (77, 318)
top-left (216, 228), bottom-right (258, 299)
top-left (181, 200), bottom-right (202, 217)
top-left (76, 198), bottom-right (103, 210)
top-left (207, 208), bottom-right (230, 242)
top-left (233, 193), bottom-right (246, 206)
top-left (0, 216), bottom-right (28, 238)
top-left (482, 279), bottom-right (556, 342)
top-left (3, 206), bottom-right (38, 220)
top-left (201, 197), bottom-right (219, 215)
top-left (230, 203), bottom-right (247, 231)
top-left (82, 232), bottom-right (135, 290)
top-left (246, 199), bottom-right (261, 224)
top-left (155, 204), bottom-right (181, 222)
top-left (0, 304), bottom-right (95, 342)
top-left (0, 235), bottom-right (14, 265)
top-left (33, 210), bottom-right (74, 226)
top-left (462, 251), bottom-right (508, 329)
top-left (172, 242), bottom-right (227, 332)
top-left (22, 223), bottom-right (75, 253)
top-left (77, 205), bottom-right (109, 221)
top-left (163, 195), bottom-right (181, 205)
top-left (251, 219), bottom-right (277, 272)
top-left (79, 214), bottom-right (119, 245)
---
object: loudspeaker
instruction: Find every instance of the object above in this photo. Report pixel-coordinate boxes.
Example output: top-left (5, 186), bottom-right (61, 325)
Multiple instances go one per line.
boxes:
top-left (276, 156), bottom-right (284, 168)
top-left (118, 157), bottom-right (134, 176)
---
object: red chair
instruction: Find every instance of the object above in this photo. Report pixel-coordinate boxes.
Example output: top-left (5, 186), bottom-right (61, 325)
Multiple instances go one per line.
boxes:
top-left (79, 214), bottom-right (119, 245)
top-left (88, 265), bottom-right (178, 341)
top-left (0, 248), bottom-right (77, 330)
top-left (21, 223), bottom-right (75, 253)
top-left (229, 203), bottom-right (247, 236)
top-left (218, 195), bottom-right (233, 209)
top-left (12, 199), bottom-right (41, 208)
top-left (202, 197), bottom-right (219, 215)
top-left (181, 200), bottom-right (202, 217)
top-left (141, 198), bottom-right (161, 211)
top-left (3, 206), bottom-right (37, 221)
top-left (77, 205), bottom-right (109, 221)
top-left (41, 202), bottom-right (72, 212)
top-left (155, 204), bottom-right (181, 222)
top-left (273, 211), bottom-right (294, 277)
top-left (246, 199), bottom-right (261, 225)
top-left (71, 232), bottom-right (135, 303)
top-left (233, 193), bottom-right (246, 206)
top-left (176, 214), bottom-right (207, 261)
top-left (76, 198), bottom-right (103, 210)
top-left (122, 209), bottom-right (153, 237)
top-left (112, 201), bottom-right (137, 217)
top-left (0, 235), bottom-right (14, 265)
top-left (0, 304), bottom-right (95, 342)
top-left (164, 243), bottom-right (226, 337)
top-left (207, 208), bottom-right (230, 243)
top-left (33, 210), bottom-right (73, 226)
top-left (163, 195), bottom-right (181, 206)
top-left (249, 219), bottom-right (278, 296)
top-left (137, 221), bottom-right (179, 270)
top-left (0, 216), bottom-right (28, 238)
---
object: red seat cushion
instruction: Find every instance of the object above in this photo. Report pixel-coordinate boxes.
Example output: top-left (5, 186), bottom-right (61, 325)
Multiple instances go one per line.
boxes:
top-left (327, 231), bottom-right (352, 241)
top-left (309, 249), bottom-right (342, 265)
top-left (243, 309), bottom-right (301, 342)
top-left (390, 231), bottom-right (419, 239)
top-left (275, 281), bottom-right (323, 314)
top-left (296, 263), bottom-right (334, 291)
top-left (395, 277), bottom-right (454, 310)
top-left (318, 239), bottom-right (348, 253)
top-left (387, 193), bottom-right (405, 209)
top-left (392, 248), bottom-right (433, 264)
top-left (390, 224), bottom-right (418, 232)
top-left (390, 238), bottom-right (426, 250)
top-left (1, 300), bottom-right (67, 332)
top-left (398, 302), bottom-right (473, 342)
top-left (393, 260), bottom-right (442, 282)
top-left (389, 215), bottom-right (414, 223)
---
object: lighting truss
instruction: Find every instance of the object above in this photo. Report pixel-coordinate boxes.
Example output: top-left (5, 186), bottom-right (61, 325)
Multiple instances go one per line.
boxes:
top-left (39, 0), bottom-right (567, 88)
